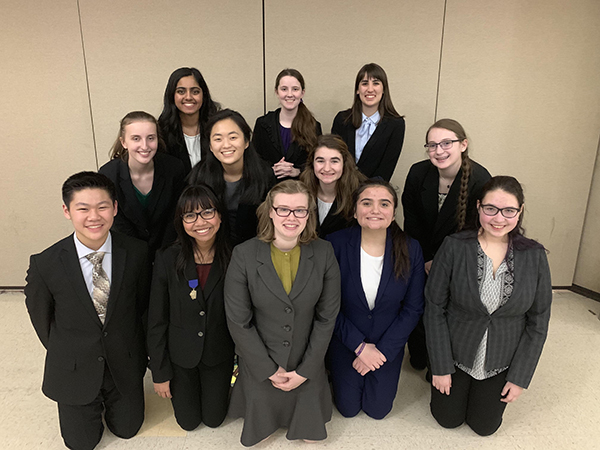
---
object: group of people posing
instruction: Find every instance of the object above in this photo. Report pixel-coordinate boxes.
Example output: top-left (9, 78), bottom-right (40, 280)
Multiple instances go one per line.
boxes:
top-left (25, 63), bottom-right (552, 450)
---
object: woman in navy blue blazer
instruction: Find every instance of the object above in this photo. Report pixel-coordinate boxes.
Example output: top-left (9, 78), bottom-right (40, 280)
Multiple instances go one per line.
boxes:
top-left (327, 179), bottom-right (425, 419)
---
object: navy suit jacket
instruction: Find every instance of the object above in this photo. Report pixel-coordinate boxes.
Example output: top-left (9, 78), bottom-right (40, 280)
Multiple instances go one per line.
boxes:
top-left (331, 110), bottom-right (405, 181)
top-left (327, 227), bottom-right (424, 363)
top-left (25, 231), bottom-right (149, 405)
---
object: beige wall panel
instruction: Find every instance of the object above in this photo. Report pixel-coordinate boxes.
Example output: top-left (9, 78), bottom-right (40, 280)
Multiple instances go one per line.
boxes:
top-left (574, 142), bottom-right (600, 292)
top-left (0, 1), bottom-right (96, 285)
top-left (79, 0), bottom-right (264, 166)
top-left (436, 0), bottom-right (600, 285)
top-left (262, 0), bottom-right (445, 191)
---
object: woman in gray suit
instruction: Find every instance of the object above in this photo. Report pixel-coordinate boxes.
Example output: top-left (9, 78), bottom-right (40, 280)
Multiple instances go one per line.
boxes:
top-left (224, 180), bottom-right (341, 446)
top-left (425, 176), bottom-right (552, 436)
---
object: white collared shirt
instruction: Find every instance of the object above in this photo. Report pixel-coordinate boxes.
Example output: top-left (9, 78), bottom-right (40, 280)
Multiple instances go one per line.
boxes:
top-left (73, 232), bottom-right (113, 297)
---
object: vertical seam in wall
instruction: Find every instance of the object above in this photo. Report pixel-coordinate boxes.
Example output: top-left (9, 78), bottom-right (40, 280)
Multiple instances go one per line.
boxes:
top-left (77, 0), bottom-right (99, 169)
top-left (262, 0), bottom-right (267, 115)
top-left (434, 0), bottom-right (448, 121)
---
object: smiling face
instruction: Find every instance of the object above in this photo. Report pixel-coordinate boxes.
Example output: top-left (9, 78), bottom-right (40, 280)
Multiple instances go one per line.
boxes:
top-left (174, 75), bottom-right (203, 117)
top-left (209, 118), bottom-right (249, 168)
top-left (120, 120), bottom-right (158, 167)
top-left (183, 206), bottom-right (221, 247)
top-left (355, 186), bottom-right (395, 231)
top-left (426, 127), bottom-right (467, 172)
top-left (269, 192), bottom-right (309, 244)
top-left (313, 146), bottom-right (343, 187)
top-left (357, 76), bottom-right (383, 112)
top-left (478, 189), bottom-right (522, 241)
top-left (63, 188), bottom-right (117, 250)
top-left (276, 75), bottom-right (304, 112)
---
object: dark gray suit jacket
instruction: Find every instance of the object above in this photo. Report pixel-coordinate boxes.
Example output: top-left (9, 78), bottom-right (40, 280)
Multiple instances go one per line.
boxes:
top-left (424, 232), bottom-right (552, 388)
top-left (224, 238), bottom-right (340, 382)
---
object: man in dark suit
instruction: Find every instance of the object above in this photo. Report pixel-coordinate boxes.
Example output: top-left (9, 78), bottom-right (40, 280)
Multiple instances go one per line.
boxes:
top-left (25, 171), bottom-right (149, 450)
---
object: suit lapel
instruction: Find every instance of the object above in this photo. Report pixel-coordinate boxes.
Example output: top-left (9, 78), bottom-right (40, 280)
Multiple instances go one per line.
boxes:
top-left (288, 243), bottom-right (314, 301)
top-left (372, 231), bottom-right (393, 309)
top-left (256, 242), bottom-right (292, 305)
top-left (347, 227), bottom-right (369, 309)
top-left (146, 154), bottom-right (166, 222)
top-left (60, 239), bottom-right (103, 327)
top-left (202, 261), bottom-right (223, 302)
top-left (421, 164), bottom-right (440, 230)
top-left (359, 116), bottom-right (388, 164)
top-left (118, 160), bottom-right (148, 230)
top-left (265, 110), bottom-right (284, 162)
top-left (104, 234), bottom-right (125, 326)
top-left (433, 166), bottom-right (464, 238)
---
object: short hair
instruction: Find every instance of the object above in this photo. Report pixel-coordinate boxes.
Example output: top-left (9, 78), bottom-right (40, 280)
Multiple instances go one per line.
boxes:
top-left (256, 180), bottom-right (318, 245)
top-left (348, 63), bottom-right (402, 128)
top-left (62, 171), bottom-right (116, 208)
top-left (300, 134), bottom-right (366, 221)
top-left (109, 111), bottom-right (165, 161)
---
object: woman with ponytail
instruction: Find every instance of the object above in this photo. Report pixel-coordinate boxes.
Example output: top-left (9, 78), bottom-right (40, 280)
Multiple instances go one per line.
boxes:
top-left (252, 69), bottom-right (322, 180)
top-left (99, 111), bottom-right (185, 262)
top-left (401, 118), bottom-right (491, 371)
top-left (326, 179), bottom-right (425, 419)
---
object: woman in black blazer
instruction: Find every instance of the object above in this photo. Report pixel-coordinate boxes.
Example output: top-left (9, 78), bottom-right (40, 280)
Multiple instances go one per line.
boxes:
top-left (331, 63), bottom-right (405, 181)
top-left (425, 176), bottom-right (552, 436)
top-left (300, 134), bottom-right (365, 238)
top-left (401, 118), bottom-right (491, 370)
top-left (253, 68), bottom-right (322, 180)
top-left (147, 184), bottom-right (234, 431)
top-left (188, 109), bottom-right (274, 246)
top-left (99, 111), bottom-right (185, 262)
top-left (158, 67), bottom-right (220, 174)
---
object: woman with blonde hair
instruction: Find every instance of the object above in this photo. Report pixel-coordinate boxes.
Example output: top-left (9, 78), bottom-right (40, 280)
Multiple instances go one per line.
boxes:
top-left (225, 180), bottom-right (340, 446)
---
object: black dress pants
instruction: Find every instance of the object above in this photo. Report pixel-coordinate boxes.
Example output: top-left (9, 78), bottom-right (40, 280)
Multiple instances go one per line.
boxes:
top-left (430, 367), bottom-right (508, 436)
top-left (57, 364), bottom-right (144, 450)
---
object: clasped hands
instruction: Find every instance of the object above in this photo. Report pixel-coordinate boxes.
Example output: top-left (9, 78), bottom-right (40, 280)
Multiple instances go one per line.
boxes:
top-left (353, 343), bottom-right (386, 376)
top-left (432, 374), bottom-right (523, 403)
top-left (269, 366), bottom-right (307, 391)
top-left (272, 158), bottom-right (300, 179)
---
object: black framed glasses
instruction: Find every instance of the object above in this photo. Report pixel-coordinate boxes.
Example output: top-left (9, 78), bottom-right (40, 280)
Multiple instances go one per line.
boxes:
top-left (272, 206), bottom-right (309, 219)
top-left (182, 208), bottom-right (217, 223)
top-left (424, 139), bottom-right (461, 152)
top-left (479, 204), bottom-right (520, 219)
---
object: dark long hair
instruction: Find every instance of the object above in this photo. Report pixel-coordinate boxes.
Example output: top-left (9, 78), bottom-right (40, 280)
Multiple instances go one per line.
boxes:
top-left (173, 184), bottom-right (231, 279)
top-left (426, 118), bottom-right (472, 232)
top-left (187, 109), bottom-right (271, 206)
top-left (275, 69), bottom-right (318, 150)
top-left (347, 63), bottom-right (402, 129)
top-left (300, 134), bottom-right (366, 220)
top-left (475, 176), bottom-right (544, 251)
top-left (158, 67), bottom-right (220, 160)
top-left (353, 179), bottom-right (410, 279)
top-left (109, 111), bottom-right (166, 161)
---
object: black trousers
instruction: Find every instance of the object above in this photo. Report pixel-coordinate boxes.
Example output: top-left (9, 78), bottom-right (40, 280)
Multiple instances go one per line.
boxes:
top-left (407, 316), bottom-right (429, 370)
top-left (170, 358), bottom-right (233, 431)
top-left (430, 367), bottom-right (508, 436)
top-left (57, 364), bottom-right (144, 450)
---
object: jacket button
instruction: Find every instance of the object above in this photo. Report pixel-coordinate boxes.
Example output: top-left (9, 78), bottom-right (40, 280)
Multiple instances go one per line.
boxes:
top-left (97, 356), bottom-right (104, 362)
top-left (367, 315), bottom-right (372, 319)
top-left (103, 331), bottom-right (108, 337)
top-left (283, 325), bottom-right (291, 332)
top-left (283, 341), bottom-right (290, 347)
top-left (197, 332), bottom-right (204, 337)
top-left (284, 307), bottom-right (292, 314)
top-left (199, 311), bottom-right (205, 316)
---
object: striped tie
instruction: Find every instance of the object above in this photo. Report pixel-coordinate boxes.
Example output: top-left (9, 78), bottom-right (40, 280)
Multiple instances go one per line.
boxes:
top-left (85, 252), bottom-right (110, 324)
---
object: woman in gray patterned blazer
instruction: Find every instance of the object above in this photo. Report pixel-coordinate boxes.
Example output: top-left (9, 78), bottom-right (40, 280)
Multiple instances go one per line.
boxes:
top-left (424, 176), bottom-right (552, 436)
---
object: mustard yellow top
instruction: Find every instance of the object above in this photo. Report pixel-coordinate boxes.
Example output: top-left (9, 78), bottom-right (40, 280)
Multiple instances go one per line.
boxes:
top-left (270, 243), bottom-right (301, 294)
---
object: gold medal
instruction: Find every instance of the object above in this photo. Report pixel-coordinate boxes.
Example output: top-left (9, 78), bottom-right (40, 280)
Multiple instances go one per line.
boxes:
top-left (190, 289), bottom-right (197, 300)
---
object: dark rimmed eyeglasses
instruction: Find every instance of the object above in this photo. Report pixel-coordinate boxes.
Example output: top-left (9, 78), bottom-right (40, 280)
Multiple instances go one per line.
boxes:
top-left (424, 139), bottom-right (461, 152)
top-left (182, 208), bottom-right (216, 223)
top-left (479, 204), bottom-right (520, 219)
top-left (272, 206), bottom-right (309, 219)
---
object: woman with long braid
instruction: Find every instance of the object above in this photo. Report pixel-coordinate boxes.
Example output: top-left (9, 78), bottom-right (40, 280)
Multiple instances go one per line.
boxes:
top-left (401, 119), bottom-right (491, 372)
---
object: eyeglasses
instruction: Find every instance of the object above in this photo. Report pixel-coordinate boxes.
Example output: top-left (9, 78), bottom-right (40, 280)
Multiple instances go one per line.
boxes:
top-left (272, 206), bottom-right (309, 218)
top-left (479, 204), bottom-right (520, 219)
top-left (424, 139), bottom-right (461, 152)
top-left (182, 208), bottom-right (216, 223)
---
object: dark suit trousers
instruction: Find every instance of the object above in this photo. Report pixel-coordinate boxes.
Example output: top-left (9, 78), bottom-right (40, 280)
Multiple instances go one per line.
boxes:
top-left (430, 367), bottom-right (508, 436)
top-left (57, 364), bottom-right (144, 450)
top-left (170, 359), bottom-right (233, 430)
